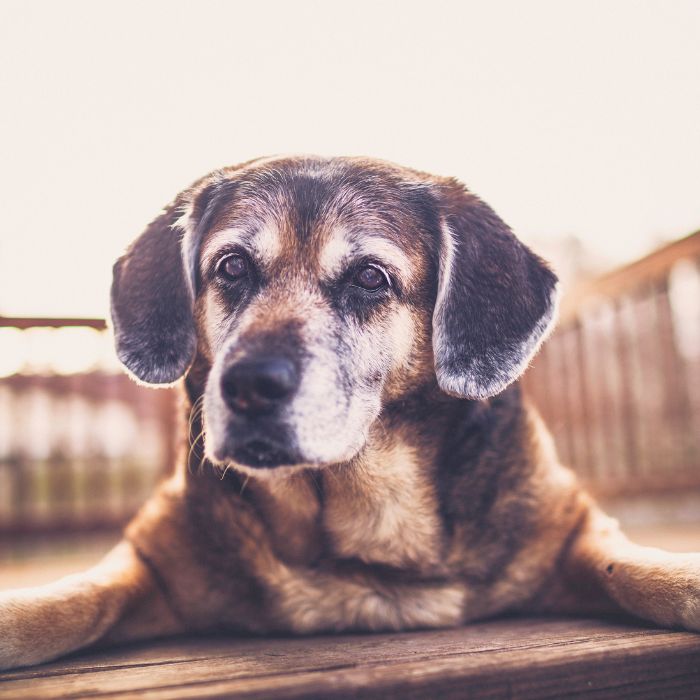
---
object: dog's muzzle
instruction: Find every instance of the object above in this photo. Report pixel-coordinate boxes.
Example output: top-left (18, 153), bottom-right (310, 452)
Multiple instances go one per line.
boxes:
top-left (219, 355), bottom-right (302, 468)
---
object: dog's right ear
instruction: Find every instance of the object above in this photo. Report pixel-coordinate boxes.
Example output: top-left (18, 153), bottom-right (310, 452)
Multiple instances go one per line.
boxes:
top-left (110, 177), bottom-right (234, 384)
top-left (110, 201), bottom-right (196, 385)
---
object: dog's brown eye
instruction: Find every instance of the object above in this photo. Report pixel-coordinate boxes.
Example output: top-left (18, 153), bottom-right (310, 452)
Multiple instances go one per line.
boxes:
top-left (218, 254), bottom-right (248, 281)
top-left (353, 265), bottom-right (388, 292)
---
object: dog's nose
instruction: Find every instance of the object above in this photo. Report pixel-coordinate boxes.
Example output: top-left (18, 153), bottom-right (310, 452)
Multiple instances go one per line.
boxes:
top-left (221, 357), bottom-right (299, 415)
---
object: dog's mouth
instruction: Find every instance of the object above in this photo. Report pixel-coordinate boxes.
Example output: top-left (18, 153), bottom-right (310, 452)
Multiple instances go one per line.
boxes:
top-left (231, 439), bottom-right (300, 469)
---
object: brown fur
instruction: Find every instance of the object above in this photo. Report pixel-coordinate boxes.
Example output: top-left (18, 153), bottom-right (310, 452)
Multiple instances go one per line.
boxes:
top-left (1, 156), bottom-right (698, 671)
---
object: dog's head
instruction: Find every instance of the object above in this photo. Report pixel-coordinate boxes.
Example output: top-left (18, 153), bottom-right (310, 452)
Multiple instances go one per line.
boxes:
top-left (111, 156), bottom-right (557, 473)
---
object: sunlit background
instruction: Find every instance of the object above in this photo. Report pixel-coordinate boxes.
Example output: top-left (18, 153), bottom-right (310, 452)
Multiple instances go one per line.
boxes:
top-left (2, 0), bottom-right (700, 311)
top-left (1, 0), bottom-right (700, 373)
top-left (0, 1), bottom-right (699, 581)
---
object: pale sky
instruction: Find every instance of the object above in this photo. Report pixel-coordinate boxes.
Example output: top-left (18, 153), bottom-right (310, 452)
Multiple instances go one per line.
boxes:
top-left (1, 0), bottom-right (699, 318)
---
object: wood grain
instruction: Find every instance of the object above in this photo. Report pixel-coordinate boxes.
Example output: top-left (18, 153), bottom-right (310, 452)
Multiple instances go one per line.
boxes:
top-left (1, 618), bottom-right (699, 699)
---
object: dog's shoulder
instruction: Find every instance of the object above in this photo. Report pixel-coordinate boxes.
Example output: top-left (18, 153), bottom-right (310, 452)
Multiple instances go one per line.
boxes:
top-left (435, 383), bottom-right (536, 529)
top-left (434, 383), bottom-right (584, 593)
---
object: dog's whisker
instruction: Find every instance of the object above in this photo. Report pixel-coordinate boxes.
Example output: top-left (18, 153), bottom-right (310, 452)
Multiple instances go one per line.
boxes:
top-left (187, 426), bottom-right (207, 474)
top-left (188, 396), bottom-right (205, 439)
top-left (220, 463), bottom-right (234, 481)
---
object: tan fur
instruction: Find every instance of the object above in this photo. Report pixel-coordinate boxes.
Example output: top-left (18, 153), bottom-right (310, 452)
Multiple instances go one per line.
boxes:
top-left (0, 542), bottom-right (181, 670)
top-left (562, 508), bottom-right (700, 628)
top-left (323, 437), bottom-right (443, 570)
top-left (248, 471), bottom-right (322, 565)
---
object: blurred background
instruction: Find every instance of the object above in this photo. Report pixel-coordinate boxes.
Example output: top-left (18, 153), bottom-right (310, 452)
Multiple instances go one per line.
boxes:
top-left (0, 0), bottom-right (698, 587)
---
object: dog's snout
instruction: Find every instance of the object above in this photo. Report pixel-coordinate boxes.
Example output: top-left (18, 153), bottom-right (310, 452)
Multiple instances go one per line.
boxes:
top-left (221, 357), bottom-right (299, 415)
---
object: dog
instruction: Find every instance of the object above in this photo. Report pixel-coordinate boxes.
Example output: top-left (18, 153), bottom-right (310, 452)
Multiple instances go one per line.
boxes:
top-left (1, 155), bottom-right (699, 671)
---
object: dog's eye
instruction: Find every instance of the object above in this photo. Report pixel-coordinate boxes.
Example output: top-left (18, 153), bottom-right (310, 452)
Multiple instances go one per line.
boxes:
top-left (353, 265), bottom-right (389, 292)
top-left (218, 254), bottom-right (248, 282)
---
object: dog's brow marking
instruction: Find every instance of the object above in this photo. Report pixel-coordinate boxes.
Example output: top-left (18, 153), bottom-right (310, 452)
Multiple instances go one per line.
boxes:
top-left (201, 225), bottom-right (282, 272)
top-left (200, 228), bottom-right (250, 271)
top-left (318, 229), bottom-right (352, 276)
top-left (252, 224), bottom-right (282, 262)
top-left (319, 230), bottom-right (413, 281)
top-left (357, 239), bottom-right (412, 278)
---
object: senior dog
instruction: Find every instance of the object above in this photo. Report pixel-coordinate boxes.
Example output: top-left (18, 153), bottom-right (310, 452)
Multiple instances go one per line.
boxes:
top-left (1, 155), bottom-right (699, 670)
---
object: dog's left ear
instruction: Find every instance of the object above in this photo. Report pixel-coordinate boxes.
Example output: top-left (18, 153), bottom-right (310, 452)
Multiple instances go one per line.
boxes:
top-left (432, 180), bottom-right (559, 399)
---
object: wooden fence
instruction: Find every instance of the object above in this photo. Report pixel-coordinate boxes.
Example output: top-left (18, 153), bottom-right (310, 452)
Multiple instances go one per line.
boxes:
top-left (523, 231), bottom-right (700, 497)
top-left (0, 317), bottom-right (178, 536)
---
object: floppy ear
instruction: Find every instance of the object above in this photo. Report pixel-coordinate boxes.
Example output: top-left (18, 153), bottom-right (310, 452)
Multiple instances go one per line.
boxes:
top-left (110, 200), bottom-right (197, 385)
top-left (110, 176), bottom-right (236, 384)
top-left (432, 180), bottom-right (559, 399)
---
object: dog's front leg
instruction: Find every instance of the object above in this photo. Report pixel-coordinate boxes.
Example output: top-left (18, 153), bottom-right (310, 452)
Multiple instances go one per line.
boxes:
top-left (549, 507), bottom-right (700, 631)
top-left (0, 540), bottom-right (182, 670)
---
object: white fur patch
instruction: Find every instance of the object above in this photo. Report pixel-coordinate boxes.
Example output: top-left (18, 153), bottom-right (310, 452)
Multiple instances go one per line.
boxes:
top-left (253, 224), bottom-right (282, 262)
top-left (319, 229), bottom-right (413, 283)
top-left (198, 223), bottom-right (282, 276)
top-left (318, 229), bottom-right (352, 276)
top-left (286, 306), bottom-right (381, 465)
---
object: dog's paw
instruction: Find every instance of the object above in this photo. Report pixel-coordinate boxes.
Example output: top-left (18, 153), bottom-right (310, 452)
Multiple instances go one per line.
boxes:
top-left (0, 586), bottom-right (81, 670)
top-left (675, 556), bottom-right (700, 631)
top-left (602, 548), bottom-right (700, 632)
top-left (642, 553), bottom-right (700, 632)
top-left (0, 593), bottom-right (37, 671)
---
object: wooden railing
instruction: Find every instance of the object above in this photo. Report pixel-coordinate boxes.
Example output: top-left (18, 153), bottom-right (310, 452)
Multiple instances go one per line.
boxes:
top-left (524, 230), bottom-right (700, 497)
top-left (0, 317), bottom-right (178, 536)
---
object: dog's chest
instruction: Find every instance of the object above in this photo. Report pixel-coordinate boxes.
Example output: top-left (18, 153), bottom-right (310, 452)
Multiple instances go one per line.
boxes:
top-left (321, 442), bottom-right (444, 569)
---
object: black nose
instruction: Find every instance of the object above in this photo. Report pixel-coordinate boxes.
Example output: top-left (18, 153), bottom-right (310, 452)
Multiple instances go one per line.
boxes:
top-left (221, 357), bottom-right (299, 415)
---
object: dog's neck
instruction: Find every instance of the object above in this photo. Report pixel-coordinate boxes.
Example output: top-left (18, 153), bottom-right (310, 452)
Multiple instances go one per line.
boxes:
top-left (182, 372), bottom-right (480, 570)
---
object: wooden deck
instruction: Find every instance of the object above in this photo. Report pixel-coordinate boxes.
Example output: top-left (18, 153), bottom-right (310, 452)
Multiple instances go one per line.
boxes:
top-left (1, 618), bottom-right (699, 699)
top-left (2, 527), bottom-right (700, 698)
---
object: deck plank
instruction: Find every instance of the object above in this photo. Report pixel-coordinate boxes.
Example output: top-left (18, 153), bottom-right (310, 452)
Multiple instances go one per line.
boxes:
top-left (1, 618), bottom-right (699, 699)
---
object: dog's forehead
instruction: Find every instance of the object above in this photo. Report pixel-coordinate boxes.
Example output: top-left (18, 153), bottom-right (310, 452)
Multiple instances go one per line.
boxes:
top-left (198, 158), bottom-right (436, 277)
